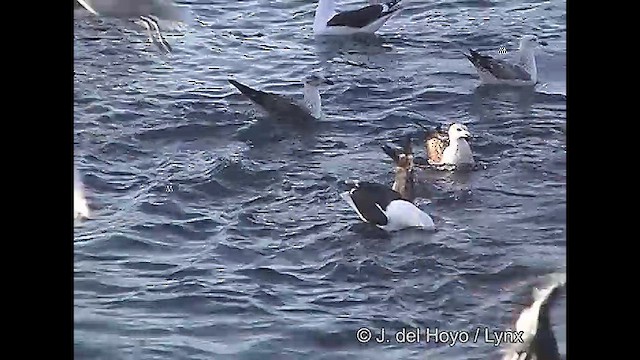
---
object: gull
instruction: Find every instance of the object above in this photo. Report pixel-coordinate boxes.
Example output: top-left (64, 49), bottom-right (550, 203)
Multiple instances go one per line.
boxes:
top-left (75, 0), bottom-right (184, 53)
top-left (340, 137), bottom-right (434, 232)
top-left (340, 180), bottom-right (434, 232)
top-left (502, 273), bottom-right (566, 360)
top-left (464, 35), bottom-right (547, 86)
top-left (380, 136), bottom-right (417, 201)
top-left (313, 0), bottom-right (404, 36)
top-left (228, 74), bottom-right (334, 122)
top-left (412, 122), bottom-right (475, 168)
top-left (138, 15), bottom-right (172, 53)
top-left (74, 167), bottom-right (90, 220)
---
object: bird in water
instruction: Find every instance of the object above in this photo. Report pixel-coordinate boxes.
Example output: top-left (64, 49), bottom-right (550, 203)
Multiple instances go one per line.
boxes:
top-left (340, 137), bottom-right (434, 231)
top-left (464, 35), bottom-right (547, 86)
top-left (74, 0), bottom-right (185, 54)
top-left (502, 273), bottom-right (566, 360)
top-left (228, 74), bottom-right (334, 123)
top-left (74, 167), bottom-right (90, 220)
top-left (313, 0), bottom-right (404, 36)
top-left (412, 121), bottom-right (475, 169)
top-left (339, 181), bottom-right (434, 232)
top-left (380, 135), bottom-right (417, 201)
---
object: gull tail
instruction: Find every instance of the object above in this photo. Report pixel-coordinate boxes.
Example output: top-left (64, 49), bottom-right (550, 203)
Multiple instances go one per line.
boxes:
top-left (463, 49), bottom-right (481, 65)
top-left (228, 79), bottom-right (272, 108)
top-left (381, 135), bottom-right (412, 166)
top-left (386, 0), bottom-right (405, 10)
top-left (464, 49), bottom-right (493, 71)
top-left (400, 135), bottom-right (412, 155)
top-left (462, 49), bottom-right (474, 62)
top-left (339, 190), bottom-right (366, 223)
top-left (381, 144), bottom-right (401, 164)
top-left (410, 118), bottom-right (430, 131)
top-left (411, 119), bottom-right (444, 137)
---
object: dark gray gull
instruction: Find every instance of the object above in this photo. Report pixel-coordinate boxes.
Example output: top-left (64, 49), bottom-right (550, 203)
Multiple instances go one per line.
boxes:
top-left (339, 180), bottom-right (434, 232)
top-left (313, 0), bottom-right (404, 35)
top-left (228, 74), bottom-right (334, 122)
top-left (464, 35), bottom-right (547, 86)
top-left (502, 272), bottom-right (566, 360)
top-left (75, 0), bottom-right (185, 53)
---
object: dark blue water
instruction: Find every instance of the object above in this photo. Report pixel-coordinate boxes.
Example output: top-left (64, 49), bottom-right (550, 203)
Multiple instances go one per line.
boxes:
top-left (74, 1), bottom-right (566, 359)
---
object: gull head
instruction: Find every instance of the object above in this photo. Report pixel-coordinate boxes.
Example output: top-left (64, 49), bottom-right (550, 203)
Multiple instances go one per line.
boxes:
top-left (304, 74), bottom-right (334, 87)
top-left (520, 35), bottom-right (547, 50)
top-left (398, 135), bottom-right (414, 169)
top-left (396, 153), bottom-right (414, 170)
top-left (448, 123), bottom-right (472, 141)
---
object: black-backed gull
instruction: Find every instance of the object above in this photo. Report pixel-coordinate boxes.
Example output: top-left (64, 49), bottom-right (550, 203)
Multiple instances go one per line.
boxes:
top-left (313, 0), bottom-right (404, 36)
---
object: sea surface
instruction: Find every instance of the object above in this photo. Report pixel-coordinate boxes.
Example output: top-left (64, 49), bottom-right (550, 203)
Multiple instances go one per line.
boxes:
top-left (74, 0), bottom-right (567, 359)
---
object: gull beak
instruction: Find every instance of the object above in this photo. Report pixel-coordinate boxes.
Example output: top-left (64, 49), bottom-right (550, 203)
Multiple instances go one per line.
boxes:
top-left (461, 131), bottom-right (472, 139)
top-left (538, 40), bottom-right (548, 46)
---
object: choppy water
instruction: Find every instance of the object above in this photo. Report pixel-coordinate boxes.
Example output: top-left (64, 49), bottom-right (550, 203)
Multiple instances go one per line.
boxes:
top-left (74, 0), bottom-right (566, 359)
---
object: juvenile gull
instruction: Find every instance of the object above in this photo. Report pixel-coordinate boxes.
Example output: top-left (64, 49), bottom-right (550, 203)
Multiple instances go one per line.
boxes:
top-left (502, 273), bottom-right (566, 360)
top-left (228, 74), bottom-right (334, 122)
top-left (74, 167), bottom-right (90, 220)
top-left (380, 136), bottom-right (416, 201)
top-left (75, 0), bottom-right (184, 53)
top-left (465, 35), bottom-right (547, 86)
top-left (340, 181), bottom-right (434, 232)
top-left (413, 122), bottom-right (475, 168)
top-left (313, 0), bottom-right (404, 36)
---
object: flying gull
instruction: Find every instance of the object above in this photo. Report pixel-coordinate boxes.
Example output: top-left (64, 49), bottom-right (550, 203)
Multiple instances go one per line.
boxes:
top-left (75, 0), bottom-right (185, 53)
top-left (464, 35), bottom-right (547, 86)
top-left (502, 273), bottom-right (566, 360)
top-left (412, 122), bottom-right (475, 168)
top-left (74, 167), bottom-right (90, 220)
top-left (340, 180), bottom-right (434, 232)
top-left (228, 74), bottom-right (334, 123)
top-left (313, 0), bottom-right (404, 36)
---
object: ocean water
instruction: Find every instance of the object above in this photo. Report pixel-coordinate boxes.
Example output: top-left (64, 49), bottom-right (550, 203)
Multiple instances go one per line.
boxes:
top-left (74, 0), bottom-right (566, 359)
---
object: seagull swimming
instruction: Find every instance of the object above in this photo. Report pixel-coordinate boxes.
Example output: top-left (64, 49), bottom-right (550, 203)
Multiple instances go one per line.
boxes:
top-left (502, 273), bottom-right (566, 360)
top-left (464, 35), bottom-right (547, 86)
top-left (228, 74), bottom-right (334, 122)
top-left (313, 0), bottom-right (404, 36)
top-left (412, 122), bottom-right (475, 168)
top-left (340, 181), bottom-right (434, 232)
top-left (74, 167), bottom-right (90, 220)
top-left (381, 136), bottom-right (417, 201)
top-left (75, 0), bottom-right (184, 53)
